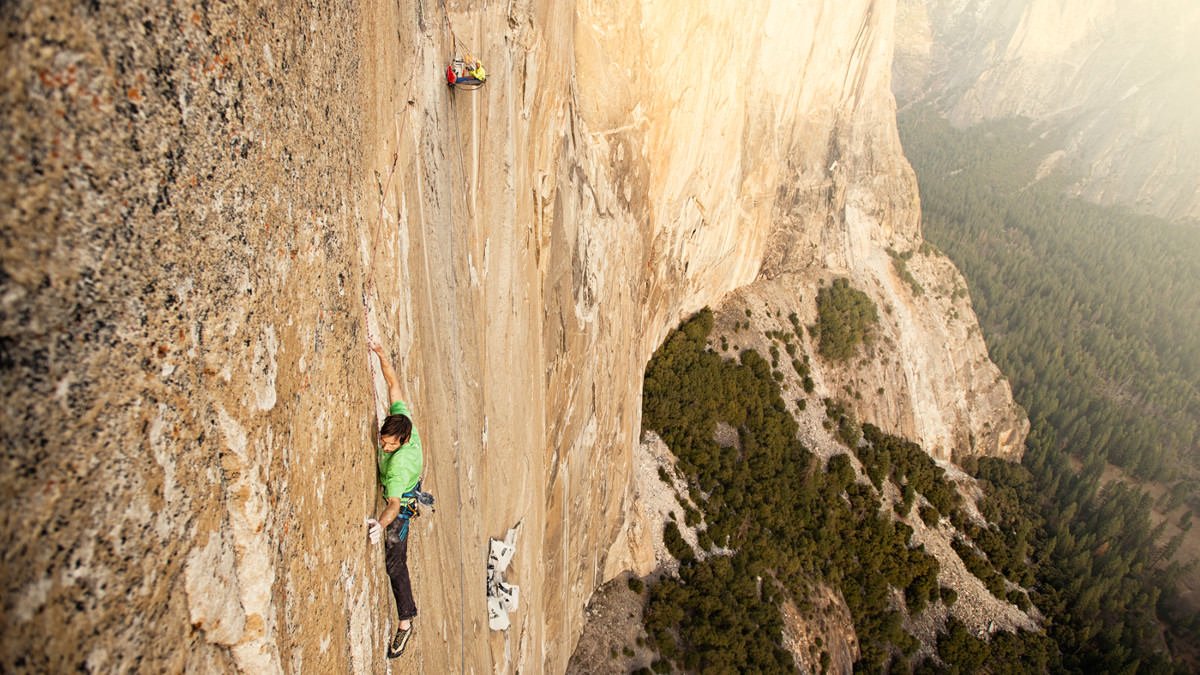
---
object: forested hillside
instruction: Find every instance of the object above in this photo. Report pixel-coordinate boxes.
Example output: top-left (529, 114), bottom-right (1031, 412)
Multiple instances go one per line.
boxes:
top-left (898, 106), bottom-right (1200, 482)
top-left (898, 104), bottom-right (1200, 669)
top-left (636, 311), bottom-right (1062, 673)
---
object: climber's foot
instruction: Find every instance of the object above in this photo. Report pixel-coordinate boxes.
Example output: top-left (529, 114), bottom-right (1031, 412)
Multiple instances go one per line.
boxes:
top-left (388, 623), bottom-right (413, 659)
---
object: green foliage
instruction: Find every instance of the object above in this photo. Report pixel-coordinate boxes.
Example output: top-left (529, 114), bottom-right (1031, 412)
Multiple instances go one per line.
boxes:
top-left (662, 521), bottom-right (693, 563)
top-left (970, 441), bottom-right (1186, 673)
top-left (1007, 589), bottom-right (1031, 611)
top-left (888, 248), bottom-right (924, 296)
top-left (823, 398), bottom-right (862, 447)
top-left (854, 424), bottom-right (962, 517)
top-left (933, 617), bottom-right (1060, 674)
top-left (951, 536), bottom-right (1008, 598)
top-left (646, 557), bottom-right (794, 673)
top-left (902, 105), bottom-right (1198, 670)
top-left (939, 586), bottom-right (957, 606)
top-left (641, 311), bottom-right (941, 672)
top-left (815, 278), bottom-right (879, 360)
top-left (899, 104), bottom-right (1200, 481)
top-left (826, 454), bottom-right (856, 494)
top-left (628, 576), bottom-right (645, 594)
top-left (918, 505), bottom-right (940, 527)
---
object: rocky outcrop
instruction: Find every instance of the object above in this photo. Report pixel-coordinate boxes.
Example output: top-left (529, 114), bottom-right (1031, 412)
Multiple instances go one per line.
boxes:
top-left (708, 264), bottom-right (1025, 464)
top-left (895, 0), bottom-right (1200, 222)
top-left (781, 589), bottom-right (858, 675)
top-left (2, 0), bottom-right (1025, 672)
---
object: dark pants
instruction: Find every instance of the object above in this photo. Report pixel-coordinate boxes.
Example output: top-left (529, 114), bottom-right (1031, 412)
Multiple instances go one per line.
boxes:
top-left (385, 518), bottom-right (417, 621)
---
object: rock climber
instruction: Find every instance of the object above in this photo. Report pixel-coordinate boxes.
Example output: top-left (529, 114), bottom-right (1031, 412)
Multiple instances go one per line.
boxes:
top-left (446, 57), bottom-right (487, 87)
top-left (365, 340), bottom-right (423, 659)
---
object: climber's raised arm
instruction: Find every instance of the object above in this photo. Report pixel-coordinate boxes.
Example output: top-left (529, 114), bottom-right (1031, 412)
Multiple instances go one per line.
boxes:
top-left (368, 340), bottom-right (404, 404)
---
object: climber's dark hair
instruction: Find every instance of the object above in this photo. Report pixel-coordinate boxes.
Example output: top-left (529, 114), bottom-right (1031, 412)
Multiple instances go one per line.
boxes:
top-left (380, 414), bottom-right (412, 445)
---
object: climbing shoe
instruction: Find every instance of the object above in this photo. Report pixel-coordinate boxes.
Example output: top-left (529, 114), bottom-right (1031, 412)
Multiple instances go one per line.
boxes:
top-left (387, 624), bottom-right (413, 658)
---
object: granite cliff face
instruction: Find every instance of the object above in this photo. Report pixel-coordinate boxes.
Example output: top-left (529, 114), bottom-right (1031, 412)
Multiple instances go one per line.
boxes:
top-left (895, 0), bottom-right (1200, 222)
top-left (2, 1), bottom-right (1023, 672)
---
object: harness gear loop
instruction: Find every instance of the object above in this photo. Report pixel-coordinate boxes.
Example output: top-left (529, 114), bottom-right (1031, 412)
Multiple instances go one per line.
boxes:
top-left (395, 480), bottom-right (436, 541)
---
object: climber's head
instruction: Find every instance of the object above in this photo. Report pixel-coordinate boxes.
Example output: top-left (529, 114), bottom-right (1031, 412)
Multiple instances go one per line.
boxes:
top-left (379, 414), bottom-right (412, 452)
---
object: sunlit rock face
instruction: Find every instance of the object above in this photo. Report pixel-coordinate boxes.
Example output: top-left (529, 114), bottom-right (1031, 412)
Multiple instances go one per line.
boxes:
top-left (895, 0), bottom-right (1200, 222)
top-left (2, 0), bottom-right (1023, 672)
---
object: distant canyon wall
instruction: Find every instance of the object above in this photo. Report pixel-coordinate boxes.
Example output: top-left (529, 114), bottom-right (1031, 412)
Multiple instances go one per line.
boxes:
top-left (895, 0), bottom-right (1200, 222)
top-left (1, 1), bottom-right (1023, 673)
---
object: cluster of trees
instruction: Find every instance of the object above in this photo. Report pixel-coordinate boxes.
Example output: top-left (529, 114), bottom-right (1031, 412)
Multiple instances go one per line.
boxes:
top-left (925, 617), bottom-right (1059, 674)
top-left (889, 248), bottom-right (924, 296)
top-left (962, 434), bottom-right (1182, 672)
top-left (900, 104), bottom-right (1200, 670)
top-left (644, 555), bottom-right (795, 673)
top-left (636, 261), bottom-right (1200, 672)
top-left (765, 314), bottom-right (815, 392)
top-left (814, 278), bottom-right (879, 360)
top-left (642, 310), bottom-right (962, 672)
top-left (642, 306), bottom-right (1160, 670)
top-left (857, 423), bottom-right (962, 518)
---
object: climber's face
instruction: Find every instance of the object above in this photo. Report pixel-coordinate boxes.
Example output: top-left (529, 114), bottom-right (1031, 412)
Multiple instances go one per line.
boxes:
top-left (380, 434), bottom-right (403, 453)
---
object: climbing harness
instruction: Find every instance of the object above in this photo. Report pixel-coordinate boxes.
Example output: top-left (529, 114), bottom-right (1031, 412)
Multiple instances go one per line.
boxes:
top-left (395, 480), bottom-right (436, 542)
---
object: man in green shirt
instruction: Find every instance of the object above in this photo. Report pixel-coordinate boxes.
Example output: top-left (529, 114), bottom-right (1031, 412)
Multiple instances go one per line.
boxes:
top-left (365, 341), bottom-right (423, 658)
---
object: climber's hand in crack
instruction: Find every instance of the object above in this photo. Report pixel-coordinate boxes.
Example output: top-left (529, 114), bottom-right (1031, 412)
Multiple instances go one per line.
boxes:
top-left (366, 517), bottom-right (382, 544)
top-left (367, 341), bottom-right (404, 404)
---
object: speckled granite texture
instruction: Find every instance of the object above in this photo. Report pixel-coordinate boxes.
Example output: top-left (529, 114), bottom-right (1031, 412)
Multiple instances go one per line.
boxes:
top-left (1, 2), bottom-right (370, 671)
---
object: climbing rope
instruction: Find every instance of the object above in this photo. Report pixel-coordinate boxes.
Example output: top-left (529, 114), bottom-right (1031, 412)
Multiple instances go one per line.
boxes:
top-left (361, 90), bottom-right (414, 417)
top-left (438, 0), bottom-right (468, 61)
top-left (434, 4), bottom-right (473, 668)
top-left (359, 4), bottom-right (480, 667)
top-left (440, 0), bottom-right (487, 91)
top-left (443, 79), bottom-right (471, 675)
top-left (354, 38), bottom-right (473, 668)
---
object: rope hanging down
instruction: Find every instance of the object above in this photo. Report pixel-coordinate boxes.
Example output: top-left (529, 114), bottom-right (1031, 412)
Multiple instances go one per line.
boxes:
top-left (437, 3), bottom-right (472, 669)
top-left (360, 2), bottom-right (482, 665)
top-left (442, 74), bottom-right (471, 675)
top-left (440, 0), bottom-right (487, 90)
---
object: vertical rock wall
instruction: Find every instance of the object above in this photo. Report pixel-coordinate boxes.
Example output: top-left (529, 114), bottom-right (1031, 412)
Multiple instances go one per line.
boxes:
top-left (1, 1), bottom-right (382, 672)
top-left (2, 0), bottom-right (1025, 672)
